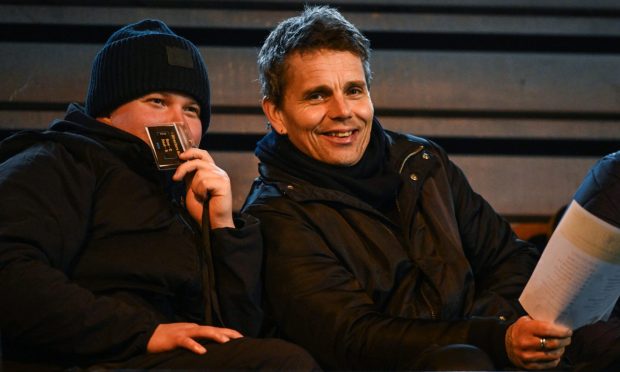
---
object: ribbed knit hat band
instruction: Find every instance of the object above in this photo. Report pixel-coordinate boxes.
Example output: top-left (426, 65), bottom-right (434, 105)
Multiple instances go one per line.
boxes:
top-left (85, 20), bottom-right (211, 133)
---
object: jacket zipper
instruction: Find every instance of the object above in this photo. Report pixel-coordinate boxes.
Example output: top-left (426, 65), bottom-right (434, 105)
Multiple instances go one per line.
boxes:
top-left (396, 145), bottom-right (438, 320)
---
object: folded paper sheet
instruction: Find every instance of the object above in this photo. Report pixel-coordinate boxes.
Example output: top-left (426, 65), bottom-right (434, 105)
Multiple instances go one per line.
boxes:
top-left (519, 200), bottom-right (620, 330)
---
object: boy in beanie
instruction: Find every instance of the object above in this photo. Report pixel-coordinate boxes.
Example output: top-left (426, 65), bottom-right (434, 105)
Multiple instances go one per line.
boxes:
top-left (0, 19), bottom-right (317, 370)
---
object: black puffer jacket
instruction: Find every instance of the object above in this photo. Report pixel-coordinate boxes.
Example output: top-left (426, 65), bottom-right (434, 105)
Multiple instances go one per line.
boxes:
top-left (0, 105), bottom-right (263, 367)
top-left (243, 130), bottom-right (539, 370)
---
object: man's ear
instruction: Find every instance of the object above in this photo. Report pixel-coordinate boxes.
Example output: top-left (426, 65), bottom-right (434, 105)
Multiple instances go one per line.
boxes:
top-left (261, 97), bottom-right (287, 135)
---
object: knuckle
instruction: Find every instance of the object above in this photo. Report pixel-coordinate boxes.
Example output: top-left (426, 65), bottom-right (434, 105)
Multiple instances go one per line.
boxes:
top-left (199, 178), bottom-right (211, 190)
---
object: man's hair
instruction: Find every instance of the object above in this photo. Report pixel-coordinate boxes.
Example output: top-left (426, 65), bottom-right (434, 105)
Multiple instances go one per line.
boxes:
top-left (257, 6), bottom-right (372, 107)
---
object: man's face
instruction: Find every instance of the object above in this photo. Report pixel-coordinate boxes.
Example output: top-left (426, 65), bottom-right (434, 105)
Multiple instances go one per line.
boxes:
top-left (264, 49), bottom-right (374, 166)
top-left (98, 91), bottom-right (203, 146)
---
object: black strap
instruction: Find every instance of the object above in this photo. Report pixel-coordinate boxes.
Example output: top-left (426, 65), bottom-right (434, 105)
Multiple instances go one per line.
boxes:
top-left (201, 202), bottom-right (224, 326)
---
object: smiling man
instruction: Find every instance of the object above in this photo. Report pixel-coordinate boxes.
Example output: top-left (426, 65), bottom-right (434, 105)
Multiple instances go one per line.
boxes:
top-left (241, 6), bottom-right (619, 371)
top-left (261, 49), bottom-right (373, 166)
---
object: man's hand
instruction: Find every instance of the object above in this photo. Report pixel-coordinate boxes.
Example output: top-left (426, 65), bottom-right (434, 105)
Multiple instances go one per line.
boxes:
top-left (173, 148), bottom-right (234, 229)
top-left (505, 315), bottom-right (572, 370)
top-left (147, 323), bottom-right (243, 354)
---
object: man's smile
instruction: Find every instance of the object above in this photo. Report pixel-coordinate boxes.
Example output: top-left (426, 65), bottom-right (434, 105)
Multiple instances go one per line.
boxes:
top-left (323, 129), bottom-right (356, 138)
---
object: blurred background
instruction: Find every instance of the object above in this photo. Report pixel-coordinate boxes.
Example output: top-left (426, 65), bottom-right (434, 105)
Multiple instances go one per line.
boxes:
top-left (1, 0), bottom-right (619, 242)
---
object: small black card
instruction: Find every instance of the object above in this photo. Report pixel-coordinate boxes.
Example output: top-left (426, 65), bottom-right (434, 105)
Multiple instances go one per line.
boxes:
top-left (145, 124), bottom-right (186, 170)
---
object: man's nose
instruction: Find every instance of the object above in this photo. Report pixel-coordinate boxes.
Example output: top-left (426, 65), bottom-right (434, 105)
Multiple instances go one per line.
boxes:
top-left (329, 94), bottom-right (352, 120)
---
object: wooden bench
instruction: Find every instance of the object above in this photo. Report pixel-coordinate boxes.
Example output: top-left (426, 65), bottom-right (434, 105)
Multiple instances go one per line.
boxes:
top-left (1, 1), bottom-right (619, 220)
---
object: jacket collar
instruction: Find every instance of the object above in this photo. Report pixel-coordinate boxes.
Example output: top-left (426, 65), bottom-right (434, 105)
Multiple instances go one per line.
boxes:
top-left (49, 104), bottom-right (168, 181)
top-left (257, 163), bottom-right (371, 208)
top-left (248, 130), bottom-right (439, 216)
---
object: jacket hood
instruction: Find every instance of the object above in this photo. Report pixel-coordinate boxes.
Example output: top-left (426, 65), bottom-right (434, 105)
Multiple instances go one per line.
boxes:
top-left (50, 103), bottom-right (145, 146)
top-left (0, 103), bottom-right (173, 192)
top-left (49, 104), bottom-right (159, 170)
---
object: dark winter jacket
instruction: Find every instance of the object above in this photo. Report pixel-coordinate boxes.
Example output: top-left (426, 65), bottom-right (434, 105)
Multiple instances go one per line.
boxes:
top-left (0, 104), bottom-right (263, 368)
top-left (243, 129), bottom-right (540, 370)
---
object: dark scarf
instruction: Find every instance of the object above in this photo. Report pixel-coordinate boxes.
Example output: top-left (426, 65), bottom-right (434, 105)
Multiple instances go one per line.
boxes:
top-left (255, 118), bottom-right (401, 209)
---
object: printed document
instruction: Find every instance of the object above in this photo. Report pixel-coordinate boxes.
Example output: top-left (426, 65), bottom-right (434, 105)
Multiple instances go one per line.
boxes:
top-left (519, 200), bottom-right (620, 330)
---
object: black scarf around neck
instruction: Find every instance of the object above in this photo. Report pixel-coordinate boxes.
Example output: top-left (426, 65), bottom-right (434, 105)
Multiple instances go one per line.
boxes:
top-left (255, 118), bottom-right (401, 209)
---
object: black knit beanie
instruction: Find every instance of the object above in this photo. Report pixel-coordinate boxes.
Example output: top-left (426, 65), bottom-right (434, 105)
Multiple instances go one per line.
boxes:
top-left (85, 19), bottom-right (211, 134)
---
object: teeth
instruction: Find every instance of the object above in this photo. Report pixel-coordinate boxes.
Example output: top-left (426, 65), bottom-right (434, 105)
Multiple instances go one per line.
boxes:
top-left (327, 131), bottom-right (352, 137)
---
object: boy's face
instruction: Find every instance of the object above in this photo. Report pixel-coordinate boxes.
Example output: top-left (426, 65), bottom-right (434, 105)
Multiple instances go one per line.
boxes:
top-left (98, 91), bottom-right (203, 146)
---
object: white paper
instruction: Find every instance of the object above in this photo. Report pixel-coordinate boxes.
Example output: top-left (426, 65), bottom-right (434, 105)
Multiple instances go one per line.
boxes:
top-left (519, 200), bottom-right (620, 330)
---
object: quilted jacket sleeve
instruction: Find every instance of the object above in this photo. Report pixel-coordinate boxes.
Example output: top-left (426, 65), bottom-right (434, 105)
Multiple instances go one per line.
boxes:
top-left (439, 147), bottom-right (540, 320)
top-left (211, 213), bottom-right (264, 337)
top-left (0, 143), bottom-right (158, 364)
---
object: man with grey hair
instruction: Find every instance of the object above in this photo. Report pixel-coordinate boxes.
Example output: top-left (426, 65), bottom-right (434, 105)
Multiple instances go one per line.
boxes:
top-left (243, 6), bottom-right (619, 371)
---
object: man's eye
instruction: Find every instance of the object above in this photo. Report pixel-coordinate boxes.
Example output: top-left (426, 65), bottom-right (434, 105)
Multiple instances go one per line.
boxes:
top-left (348, 87), bottom-right (363, 95)
top-left (308, 92), bottom-right (325, 101)
top-left (149, 98), bottom-right (165, 105)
